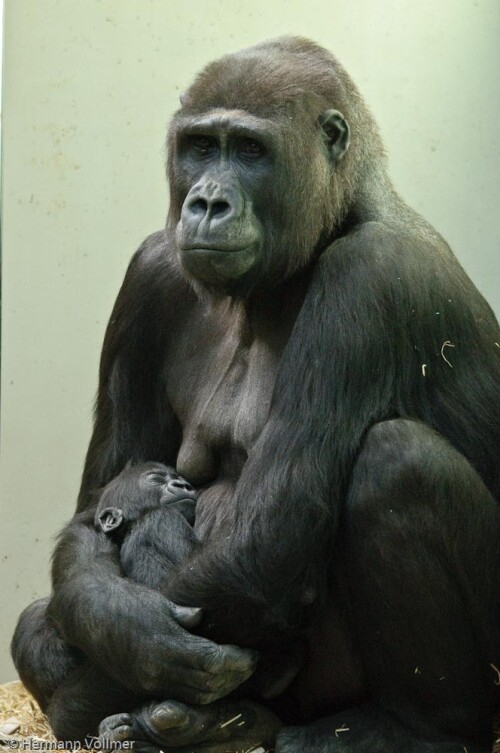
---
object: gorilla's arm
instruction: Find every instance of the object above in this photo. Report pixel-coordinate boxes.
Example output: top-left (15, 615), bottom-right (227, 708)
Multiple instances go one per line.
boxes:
top-left (77, 231), bottom-right (183, 510)
top-left (168, 220), bottom-right (500, 637)
top-left (49, 231), bottom-right (258, 697)
top-left (49, 507), bottom-right (258, 701)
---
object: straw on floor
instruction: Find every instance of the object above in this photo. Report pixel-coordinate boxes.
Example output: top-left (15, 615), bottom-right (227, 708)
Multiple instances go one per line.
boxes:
top-left (0, 681), bottom-right (498, 752)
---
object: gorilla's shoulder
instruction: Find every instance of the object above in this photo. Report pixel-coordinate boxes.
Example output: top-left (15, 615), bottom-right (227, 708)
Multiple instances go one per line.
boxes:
top-left (129, 229), bottom-right (175, 275)
top-left (318, 219), bottom-right (444, 276)
top-left (124, 229), bottom-right (190, 296)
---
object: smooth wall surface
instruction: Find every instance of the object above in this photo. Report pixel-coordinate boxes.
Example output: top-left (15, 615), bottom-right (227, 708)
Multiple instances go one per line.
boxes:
top-left (1, 0), bottom-right (499, 681)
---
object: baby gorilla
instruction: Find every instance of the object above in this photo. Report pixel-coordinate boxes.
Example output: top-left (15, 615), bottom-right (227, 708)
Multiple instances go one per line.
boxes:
top-left (95, 461), bottom-right (199, 590)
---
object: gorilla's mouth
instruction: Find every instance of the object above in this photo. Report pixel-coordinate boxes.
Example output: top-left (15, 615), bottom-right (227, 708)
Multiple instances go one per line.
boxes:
top-left (181, 244), bottom-right (251, 254)
top-left (179, 245), bottom-right (258, 282)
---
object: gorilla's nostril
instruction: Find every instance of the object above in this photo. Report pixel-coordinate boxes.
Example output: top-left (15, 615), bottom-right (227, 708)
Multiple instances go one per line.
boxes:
top-left (187, 198), bottom-right (230, 221)
top-left (169, 478), bottom-right (195, 493)
top-left (189, 198), bottom-right (208, 215)
top-left (211, 201), bottom-right (230, 218)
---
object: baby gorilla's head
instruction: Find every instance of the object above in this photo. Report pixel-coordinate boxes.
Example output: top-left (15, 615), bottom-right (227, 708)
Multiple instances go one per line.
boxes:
top-left (95, 462), bottom-right (196, 535)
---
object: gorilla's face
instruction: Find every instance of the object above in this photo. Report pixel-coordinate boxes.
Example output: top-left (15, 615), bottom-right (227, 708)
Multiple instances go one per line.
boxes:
top-left (169, 100), bottom-right (350, 296)
top-left (173, 111), bottom-right (272, 292)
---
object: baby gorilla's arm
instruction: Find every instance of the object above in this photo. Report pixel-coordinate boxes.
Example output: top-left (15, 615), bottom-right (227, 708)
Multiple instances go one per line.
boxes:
top-left (121, 499), bottom-right (198, 590)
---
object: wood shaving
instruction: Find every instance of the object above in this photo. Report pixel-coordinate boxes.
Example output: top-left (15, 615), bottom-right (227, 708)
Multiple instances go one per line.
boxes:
top-left (219, 713), bottom-right (243, 728)
top-left (440, 340), bottom-right (455, 368)
top-left (491, 663), bottom-right (500, 686)
top-left (335, 724), bottom-right (349, 737)
top-left (0, 683), bottom-right (95, 752)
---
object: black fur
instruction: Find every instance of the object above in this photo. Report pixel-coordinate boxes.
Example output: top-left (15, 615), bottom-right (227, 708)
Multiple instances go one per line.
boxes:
top-left (12, 37), bottom-right (500, 752)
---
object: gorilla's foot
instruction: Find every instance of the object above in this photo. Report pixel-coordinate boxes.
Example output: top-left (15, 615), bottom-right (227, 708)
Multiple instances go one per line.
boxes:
top-left (98, 711), bottom-right (159, 753)
top-left (275, 705), bottom-right (489, 753)
top-left (98, 698), bottom-right (281, 753)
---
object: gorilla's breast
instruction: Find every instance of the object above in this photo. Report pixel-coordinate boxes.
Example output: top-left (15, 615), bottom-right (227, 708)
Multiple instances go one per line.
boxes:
top-left (165, 300), bottom-right (284, 488)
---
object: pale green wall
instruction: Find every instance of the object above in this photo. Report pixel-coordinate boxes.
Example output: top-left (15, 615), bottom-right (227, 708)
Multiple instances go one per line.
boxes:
top-left (1, 0), bottom-right (499, 682)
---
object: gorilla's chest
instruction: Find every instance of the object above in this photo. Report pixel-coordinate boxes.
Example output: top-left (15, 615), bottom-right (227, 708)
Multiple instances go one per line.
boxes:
top-left (165, 302), bottom-right (287, 487)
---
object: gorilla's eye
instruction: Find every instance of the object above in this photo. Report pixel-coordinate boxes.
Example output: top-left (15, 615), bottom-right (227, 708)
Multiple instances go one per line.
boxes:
top-left (190, 136), bottom-right (216, 155)
top-left (238, 138), bottom-right (264, 158)
top-left (145, 471), bottom-right (167, 485)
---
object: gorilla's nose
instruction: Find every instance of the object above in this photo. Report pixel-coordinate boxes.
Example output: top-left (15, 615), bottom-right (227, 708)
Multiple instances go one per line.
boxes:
top-left (188, 196), bottom-right (232, 222)
top-left (168, 478), bottom-right (195, 494)
top-left (182, 181), bottom-right (243, 235)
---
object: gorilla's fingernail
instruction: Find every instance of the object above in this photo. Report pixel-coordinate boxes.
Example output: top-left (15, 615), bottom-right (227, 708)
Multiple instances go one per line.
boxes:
top-left (247, 649), bottom-right (260, 667)
top-left (242, 648), bottom-right (260, 666)
top-left (172, 604), bottom-right (204, 628)
top-left (151, 704), bottom-right (187, 728)
top-left (223, 646), bottom-right (260, 672)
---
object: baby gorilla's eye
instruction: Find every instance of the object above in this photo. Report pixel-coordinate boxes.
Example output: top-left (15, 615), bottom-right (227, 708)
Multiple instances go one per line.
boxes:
top-left (145, 471), bottom-right (168, 485)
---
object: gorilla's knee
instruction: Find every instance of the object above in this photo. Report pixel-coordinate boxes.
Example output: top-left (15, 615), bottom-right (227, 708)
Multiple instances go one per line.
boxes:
top-left (345, 419), bottom-right (442, 535)
top-left (11, 597), bottom-right (80, 710)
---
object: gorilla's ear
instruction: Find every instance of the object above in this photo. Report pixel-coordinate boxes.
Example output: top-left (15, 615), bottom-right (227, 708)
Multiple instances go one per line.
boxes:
top-left (319, 109), bottom-right (350, 163)
top-left (96, 507), bottom-right (124, 534)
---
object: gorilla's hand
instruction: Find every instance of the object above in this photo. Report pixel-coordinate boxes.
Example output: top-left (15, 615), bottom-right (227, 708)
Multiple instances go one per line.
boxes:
top-left (99, 698), bottom-right (282, 753)
top-left (119, 595), bottom-right (259, 701)
top-left (49, 481), bottom-right (259, 702)
top-left (49, 524), bottom-right (257, 701)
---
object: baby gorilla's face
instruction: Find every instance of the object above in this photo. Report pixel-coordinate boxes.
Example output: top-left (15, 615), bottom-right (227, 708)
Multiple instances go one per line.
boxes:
top-left (95, 462), bottom-right (197, 534)
top-left (143, 464), bottom-right (196, 505)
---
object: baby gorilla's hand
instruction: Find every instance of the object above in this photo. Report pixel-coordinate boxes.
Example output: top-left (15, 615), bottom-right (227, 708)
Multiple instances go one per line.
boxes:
top-left (120, 498), bottom-right (199, 589)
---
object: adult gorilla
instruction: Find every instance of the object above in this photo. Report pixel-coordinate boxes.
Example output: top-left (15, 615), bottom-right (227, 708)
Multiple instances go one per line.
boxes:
top-left (12, 37), bottom-right (500, 753)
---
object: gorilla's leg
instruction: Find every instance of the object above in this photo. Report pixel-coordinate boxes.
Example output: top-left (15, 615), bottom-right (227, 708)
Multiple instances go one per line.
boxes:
top-left (12, 597), bottom-right (138, 743)
top-left (278, 419), bottom-right (500, 753)
top-left (47, 662), bottom-right (140, 743)
top-left (11, 597), bottom-right (81, 710)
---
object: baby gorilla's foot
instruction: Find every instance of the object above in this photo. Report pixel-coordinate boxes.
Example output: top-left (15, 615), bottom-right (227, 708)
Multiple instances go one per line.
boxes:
top-left (99, 699), bottom-right (281, 753)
